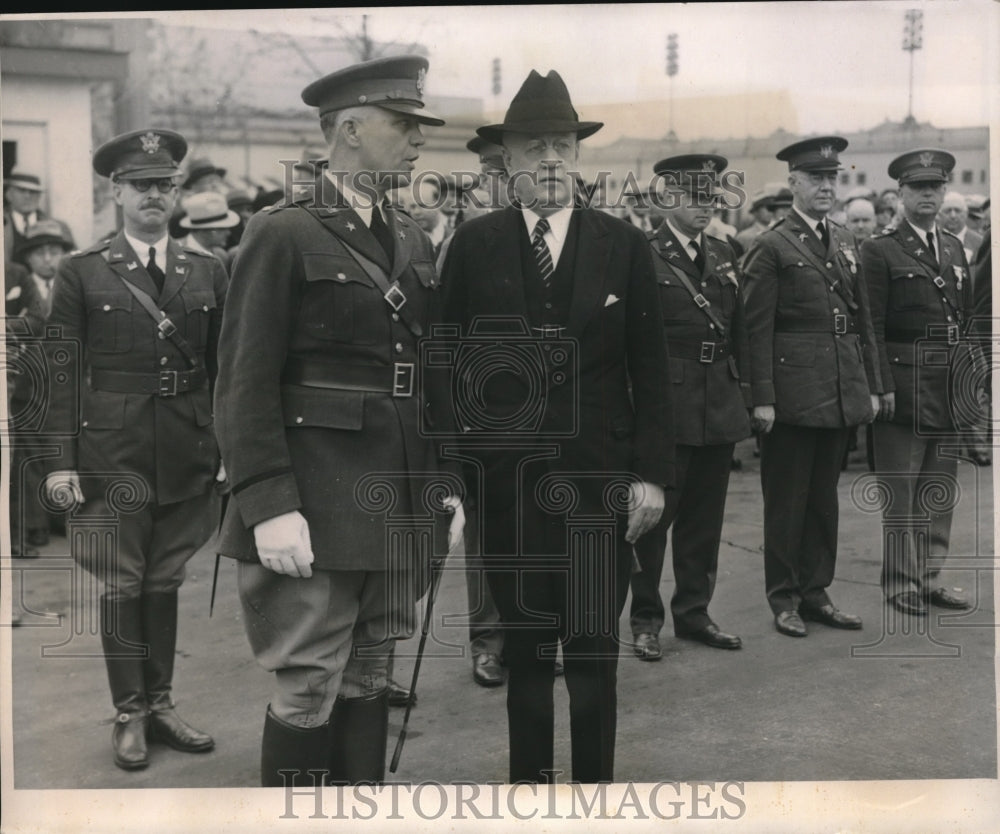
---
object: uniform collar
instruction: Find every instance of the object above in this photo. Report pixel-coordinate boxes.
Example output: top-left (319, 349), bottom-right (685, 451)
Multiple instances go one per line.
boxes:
top-left (123, 230), bottom-right (168, 266)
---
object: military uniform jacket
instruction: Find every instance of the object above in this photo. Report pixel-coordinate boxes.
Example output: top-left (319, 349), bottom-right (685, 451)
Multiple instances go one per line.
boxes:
top-left (214, 173), bottom-right (454, 571)
top-left (743, 210), bottom-right (881, 428)
top-left (649, 224), bottom-right (751, 446)
top-left (46, 231), bottom-right (227, 504)
top-left (861, 221), bottom-right (973, 431)
top-left (440, 206), bottom-right (674, 510)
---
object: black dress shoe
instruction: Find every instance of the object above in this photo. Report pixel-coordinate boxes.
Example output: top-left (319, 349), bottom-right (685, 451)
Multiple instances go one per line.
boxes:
top-left (676, 623), bottom-right (742, 650)
top-left (387, 679), bottom-right (414, 707)
top-left (774, 610), bottom-right (807, 637)
top-left (799, 604), bottom-right (863, 630)
top-left (113, 711), bottom-right (149, 770)
top-left (472, 652), bottom-right (505, 687)
top-left (926, 587), bottom-right (971, 610)
top-left (148, 708), bottom-right (214, 753)
top-left (632, 632), bottom-right (662, 661)
top-left (888, 591), bottom-right (927, 616)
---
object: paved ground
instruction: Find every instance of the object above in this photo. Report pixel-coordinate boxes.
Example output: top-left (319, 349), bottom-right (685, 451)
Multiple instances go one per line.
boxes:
top-left (6, 438), bottom-right (997, 800)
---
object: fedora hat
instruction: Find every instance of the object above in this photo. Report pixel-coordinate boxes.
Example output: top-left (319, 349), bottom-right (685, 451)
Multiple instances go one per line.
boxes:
top-left (477, 70), bottom-right (602, 146)
top-left (14, 218), bottom-right (75, 259)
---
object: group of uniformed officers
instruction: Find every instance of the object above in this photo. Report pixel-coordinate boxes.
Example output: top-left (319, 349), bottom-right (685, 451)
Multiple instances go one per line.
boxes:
top-left (10, 53), bottom-right (990, 785)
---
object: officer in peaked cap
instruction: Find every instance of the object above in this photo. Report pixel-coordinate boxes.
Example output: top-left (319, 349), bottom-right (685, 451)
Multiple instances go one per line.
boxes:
top-left (735, 191), bottom-right (774, 252)
top-left (742, 135), bottom-right (882, 638)
top-left (214, 55), bottom-right (462, 787)
top-left (629, 153), bottom-right (750, 659)
top-left (861, 148), bottom-right (975, 618)
top-left (44, 127), bottom-right (226, 771)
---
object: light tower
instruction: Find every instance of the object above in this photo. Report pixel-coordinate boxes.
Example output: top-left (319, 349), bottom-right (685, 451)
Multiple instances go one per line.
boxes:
top-left (902, 9), bottom-right (923, 127)
top-left (666, 33), bottom-right (679, 142)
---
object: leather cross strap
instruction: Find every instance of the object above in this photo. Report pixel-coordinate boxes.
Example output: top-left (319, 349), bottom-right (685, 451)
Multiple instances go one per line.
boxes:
top-left (303, 208), bottom-right (423, 337)
top-left (773, 223), bottom-right (859, 313)
top-left (652, 239), bottom-right (729, 338)
top-left (114, 275), bottom-right (201, 368)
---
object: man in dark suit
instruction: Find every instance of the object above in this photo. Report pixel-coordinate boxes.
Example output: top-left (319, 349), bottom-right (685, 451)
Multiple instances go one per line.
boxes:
top-left (214, 56), bottom-right (463, 787)
top-left (629, 154), bottom-right (751, 659)
top-left (862, 149), bottom-right (975, 616)
top-left (4, 169), bottom-right (48, 261)
top-left (44, 129), bottom-right (225, 770)
top-left (743, 136), bottom-right (881, 637)
top-left (440, 69), bottom-right (673, 783)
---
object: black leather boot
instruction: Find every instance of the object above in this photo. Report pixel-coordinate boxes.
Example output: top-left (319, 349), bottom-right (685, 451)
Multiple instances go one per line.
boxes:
top-left (141, 591), bottom-right (214, 753)
top-left (261, 706), bottom-right (331, 788)
top-left (328, 690), bottom-right (389, 785)
top-left (100, 595), bottom-right (149, 770)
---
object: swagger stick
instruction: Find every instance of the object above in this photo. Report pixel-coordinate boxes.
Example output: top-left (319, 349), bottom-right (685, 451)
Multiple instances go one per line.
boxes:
top-left (389, 550), bottom-right (447, 773)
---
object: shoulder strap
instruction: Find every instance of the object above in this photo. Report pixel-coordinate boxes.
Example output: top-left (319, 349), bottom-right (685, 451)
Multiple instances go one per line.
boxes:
top-left (652, 238), bottom-right (728, 337)
top-left (115, 274), bottom-right (201, 368)
top-left (773, 223), bottom-right (858, 312)
top-left (303, 208), bottom-right (423, 337)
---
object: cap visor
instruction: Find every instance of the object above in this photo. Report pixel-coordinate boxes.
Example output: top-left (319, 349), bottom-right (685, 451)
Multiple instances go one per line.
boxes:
top-left (116, 167), bottom-right (182, 180)
top-left (378, 101), bottom-right (445, 126)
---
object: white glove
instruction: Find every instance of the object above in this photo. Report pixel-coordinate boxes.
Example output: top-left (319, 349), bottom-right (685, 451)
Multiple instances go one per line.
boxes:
top-left (254, 510), bottom-right (314, 578)
top-left (443, 495), bottom-right (465, 555)
top-left (45, 470), bottom-right (84, 508)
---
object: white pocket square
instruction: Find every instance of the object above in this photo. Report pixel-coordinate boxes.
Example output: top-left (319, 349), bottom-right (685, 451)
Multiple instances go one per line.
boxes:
top-left (604, 294), bottom-right (620, 307)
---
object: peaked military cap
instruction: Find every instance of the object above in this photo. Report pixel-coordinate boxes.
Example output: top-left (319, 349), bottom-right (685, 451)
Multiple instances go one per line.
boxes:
top-left (653, 153), bottom-right (728, 196)
top-left (92, 128), bottom-right (187, 180)
top-left (776, 136), bottom-right (848, 172)
top-left (301, 55), bottom-right (444, 125)
top-left (887, 148), bottom-right (955, 185)
top-left (477, 70), bottom-right (603, 145)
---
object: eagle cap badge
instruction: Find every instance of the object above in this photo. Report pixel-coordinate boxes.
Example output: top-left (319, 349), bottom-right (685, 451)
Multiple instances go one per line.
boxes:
top-left (140, 131), bottom-right (161, 155)
top-left (819, 144), bottom-right (834, 158)
top-left (919, 152), bottom-right (934, 167)
top-left (702, 159), bottom-right (717, 171)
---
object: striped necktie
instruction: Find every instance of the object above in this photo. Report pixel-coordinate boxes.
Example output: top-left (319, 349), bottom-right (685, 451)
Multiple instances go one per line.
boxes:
top-left (531, 217), bottom-right (554, 289)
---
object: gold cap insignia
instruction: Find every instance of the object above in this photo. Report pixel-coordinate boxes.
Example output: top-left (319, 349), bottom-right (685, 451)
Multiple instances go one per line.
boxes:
top-left (702, 159), bottom-right (717, 171)
top-left (819, 144), bottom-right (834, 158)
top-left (140, 132), bottom-right (161, 155)
top-left (919, 152), bottom-right (934, 167)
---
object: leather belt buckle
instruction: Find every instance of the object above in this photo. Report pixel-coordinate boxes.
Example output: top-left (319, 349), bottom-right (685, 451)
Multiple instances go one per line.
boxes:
top-left (699, 341), bottom-right (716, 363)
top-left (947, 324), bottom-right (959, 345)
top-left (393, 362), bottom-right (414, 397)
top-left (693, 294), bottom-right (710, 309)
top-left (157, 316), bottom-right (177, 338)
top-left (834, 314), bottom-right (847, 335)
top-left (933, 276), bottom-right (946, 289)
top-left (384, 282), bottom-right (407, 312)
top-left (158, 370), bottom-right (179, 397)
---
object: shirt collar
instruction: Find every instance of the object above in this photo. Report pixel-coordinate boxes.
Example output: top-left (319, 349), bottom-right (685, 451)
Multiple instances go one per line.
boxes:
top-left (327, 172), bottom-right (380, 228)
top-left (905, 218), bottom-right (937, 247)
top-left (124, 231), bottom-right (169, 266)
top-left (521, 206), bottom-right (572, 243)
top-left (665, 218), bottom-right (702, 253)
top-left (793, 204), bottom-right (826, 235)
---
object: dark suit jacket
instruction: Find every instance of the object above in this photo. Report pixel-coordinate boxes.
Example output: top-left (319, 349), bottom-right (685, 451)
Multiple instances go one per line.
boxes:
top-left (439, 206), bottom-right (674, 525)
top-left (650, 224), bottom-right (751, 446)
top-left (862, 221), bottom-right (973, 431)
top-left (46, 230), bottom-right (228, 504)
top-left (214, 174), bottom-right (454, 570)
top-left (743, 210), bottom-right (881, 428)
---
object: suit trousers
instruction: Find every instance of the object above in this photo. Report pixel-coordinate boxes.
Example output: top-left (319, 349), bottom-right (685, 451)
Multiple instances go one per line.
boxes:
top-left (72, 491), bottom-right (216, 600)
top-left (871, 422), bottom-right (958, 599)
top-left (760, 422), bottom-right (850, 614)
top-left (481, 502), bottom-right (630, 783)
top-left (462, 497), bottom-right (504, 658)
top-left (630, 442), bottom-right (735, 636)
top-left (238, 563), bottom-right (418, 727)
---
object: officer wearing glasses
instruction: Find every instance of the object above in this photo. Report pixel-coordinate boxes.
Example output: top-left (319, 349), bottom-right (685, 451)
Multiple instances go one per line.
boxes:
top-left (45, 128), bottom-right (227, 771)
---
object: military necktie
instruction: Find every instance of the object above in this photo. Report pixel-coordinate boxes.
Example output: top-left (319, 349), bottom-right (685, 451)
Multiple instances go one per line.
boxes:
top-left (369, 204), bottom-right (395, 267)
top-left (926, 231), bottom-right (937, 265)
top-left (690, 238), bottom-right (706, 274)
top-left (531, 217), bottom-right (555, 290)
top-left (817, 219), bottom-right (830, 251)
top-left (146, 246), bottom-right (165, 295)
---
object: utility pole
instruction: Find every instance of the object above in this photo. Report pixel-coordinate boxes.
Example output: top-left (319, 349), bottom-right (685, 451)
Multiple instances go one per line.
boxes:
top-left (491, 57), bottom-right (501, 117)
top-left (666, 33), bottom-right (678, 142)
top-left (902, 9), bottom-right (923, 127)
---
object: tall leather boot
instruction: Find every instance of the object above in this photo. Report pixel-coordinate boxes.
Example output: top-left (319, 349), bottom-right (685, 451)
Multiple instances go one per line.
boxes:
top-left (100, 594), bottom-right (149, 770)
top-left (327, 690), bottom-right (389, 785)
top-left (261, 706), bottom-right (331, 788)
top-left (141, 591), bottom-right (214, 753)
